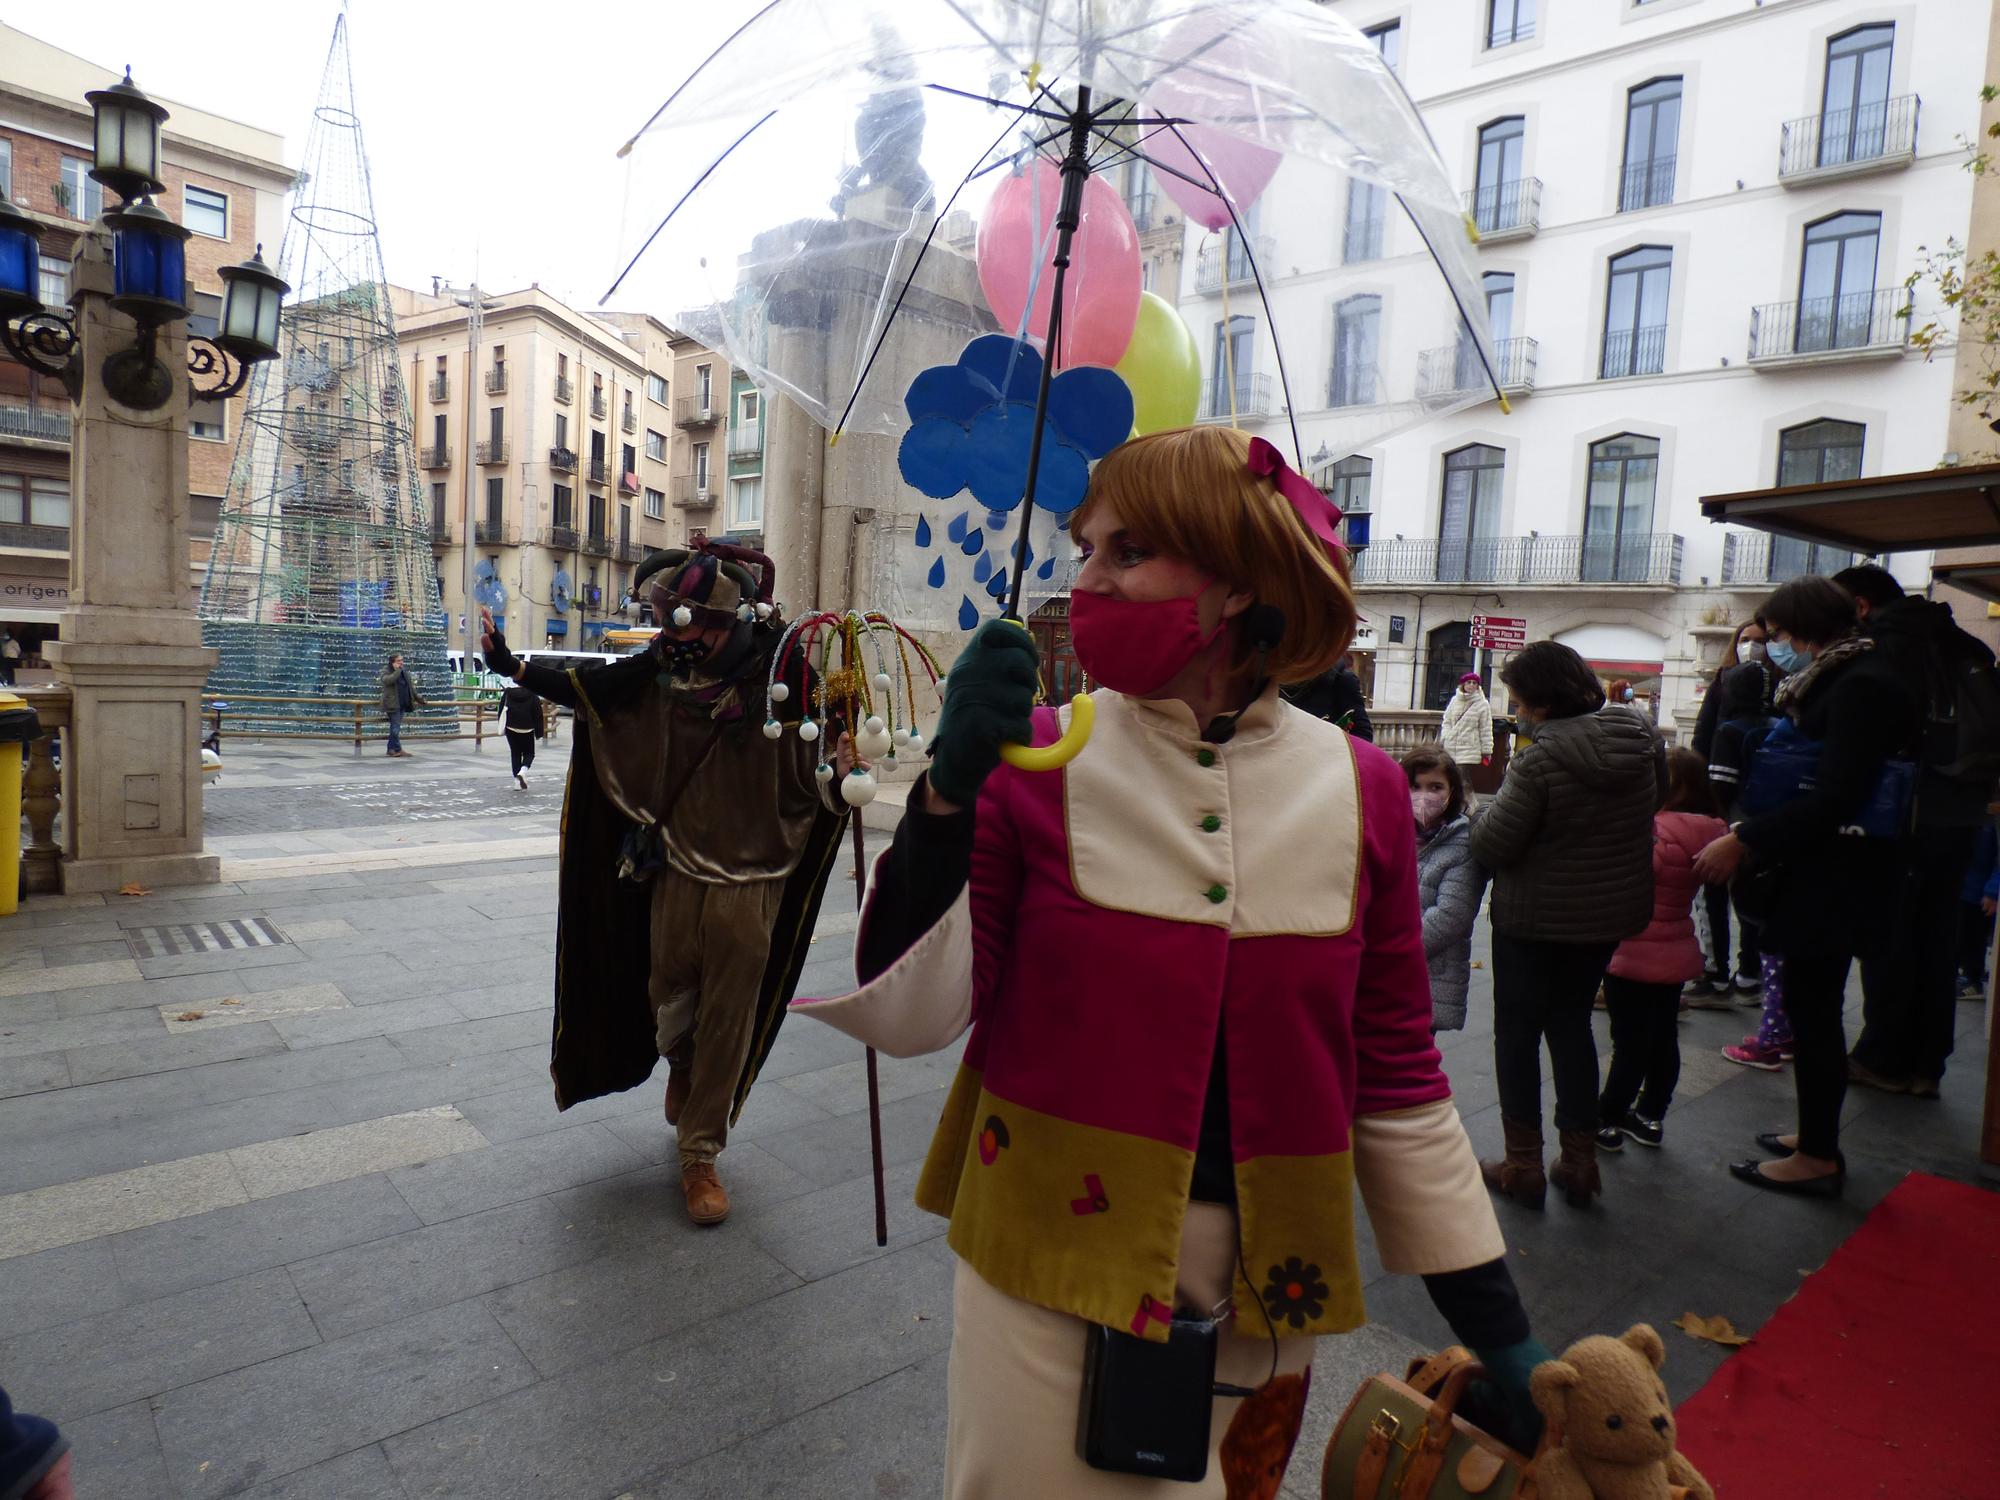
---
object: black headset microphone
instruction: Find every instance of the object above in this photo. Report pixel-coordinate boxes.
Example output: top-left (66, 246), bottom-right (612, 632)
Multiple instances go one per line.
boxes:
top-left (1203, 604), bottom-right (1287, 745)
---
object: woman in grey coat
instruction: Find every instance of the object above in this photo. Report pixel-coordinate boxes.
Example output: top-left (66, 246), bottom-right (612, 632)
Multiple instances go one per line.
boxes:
top-left (1403, 747), bottom-right (1487, 1032)
top-left (1470, 643), bottom-right (1665, 1210)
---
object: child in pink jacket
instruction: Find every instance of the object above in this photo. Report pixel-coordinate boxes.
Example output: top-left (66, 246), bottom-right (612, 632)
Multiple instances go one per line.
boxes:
top-left (1597, 749), bottom-right (1728, 1150)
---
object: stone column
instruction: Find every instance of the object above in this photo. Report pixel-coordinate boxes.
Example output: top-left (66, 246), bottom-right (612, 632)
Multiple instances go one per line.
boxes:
top-left (44, 228), bottom-right (220, 892)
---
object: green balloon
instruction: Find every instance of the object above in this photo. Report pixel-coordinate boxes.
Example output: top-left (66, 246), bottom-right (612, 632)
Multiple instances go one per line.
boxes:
top-left (1113, 290), bottom-right (1202, 436)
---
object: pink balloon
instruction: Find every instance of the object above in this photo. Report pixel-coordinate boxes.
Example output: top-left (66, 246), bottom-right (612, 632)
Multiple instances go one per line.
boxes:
top-left (976, 158), bottom-right (1141, 369)
top-left (1146, 122), bottom-right (1281, 234)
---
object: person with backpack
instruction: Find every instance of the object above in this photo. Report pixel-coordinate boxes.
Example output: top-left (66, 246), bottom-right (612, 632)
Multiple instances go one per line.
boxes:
top-left (1834, 565), bottom-right (1998, 1098)
top-left (1694, 577), bottom-right (1922, 1196)
top-left (1596, 749), bottom-right (1728, 1152)
top-left (500, 680), bottom-right (545, 789)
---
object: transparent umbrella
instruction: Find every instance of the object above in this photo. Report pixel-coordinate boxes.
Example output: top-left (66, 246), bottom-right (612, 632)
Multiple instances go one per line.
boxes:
top-left (606, 0), bottom-right (1503, 632)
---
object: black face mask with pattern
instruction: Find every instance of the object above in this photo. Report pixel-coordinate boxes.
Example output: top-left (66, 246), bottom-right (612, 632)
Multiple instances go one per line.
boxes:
top-left (664, 636), bottom-right (712, 667)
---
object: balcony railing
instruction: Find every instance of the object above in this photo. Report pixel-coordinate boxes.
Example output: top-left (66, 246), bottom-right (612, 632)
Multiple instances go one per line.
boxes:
top-left (0, 522), bottom-right (70, 552)
top-left (1327, 364), bottom-right (1379, 409)
top-left (582, 530), bottom-right (613, 558)
top-left (1352, 532), bottom-right (1684, 587)
top-left (1416, 336), bottom-right (1539, 398)
top-left (428, 375), bottom-right (448, 402)
top-left (617, 469), bottom-right (640, 495)
top-left (474, 520), bottom-right (518, 545)
top-left (1342, 212), bottom-right (1384, 264)
top-left (1780, 94), bottom-right (1919, 181)
top-left (615, 538), bottom-right (647, 564)
top-left (419, 445), bottom-right (451, 469)
top-left (1721, 531), bottom-right (1857, 585)
top-left (1464, 178), bottom-right (1541, 239)
top-left (543, 524), bottom-right (580, 551)
top-left (587, 457), bottom-right (609, 485)
top-left (548, 446), bottom-right (577, 473)
top-left (1618, 155), bottom-right (1675, 213)
top-left (675, 396), bottom-right (719, 428)
top-left (1198, 372), bottom-right (1273, 421)
top-left (476, 438), bottom-right (509, 464)
top-left (0, 404), bottom-right (72, 444)
top-left (1600, 324), bottom-right (1667, 379)
top-left (1194, 235), bottom-right (1275, 294)
top-left (728, 421), bottom-right (763, 458)
top-left (620, 408), bottom-right (637, 434)
top-left (589, 391), bottom-right (608, 419)
top-left (672, 474), bottom-right (715, 508)
top-left (430, 514), bottom-right (449, 545)
top-left (1748, 287), bottom-right (1906, 364)
top-left (485, 366), bottom-right (508, 395)
top-left (554, 375), bottom-right (572, 405)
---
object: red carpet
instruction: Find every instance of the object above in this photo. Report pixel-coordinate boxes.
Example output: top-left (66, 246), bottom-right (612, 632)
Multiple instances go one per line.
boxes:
top-left (1675, 1171), bottom-right (2000, 1498)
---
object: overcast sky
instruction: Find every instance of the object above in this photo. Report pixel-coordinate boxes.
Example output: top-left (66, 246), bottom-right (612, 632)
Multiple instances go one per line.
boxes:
top-left (17, 0), bottom-right (741, 313)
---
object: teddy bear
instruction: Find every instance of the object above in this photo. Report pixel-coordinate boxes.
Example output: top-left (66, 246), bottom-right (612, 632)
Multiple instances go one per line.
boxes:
top-left (1529, 1325), bottom-right (1715, 1500)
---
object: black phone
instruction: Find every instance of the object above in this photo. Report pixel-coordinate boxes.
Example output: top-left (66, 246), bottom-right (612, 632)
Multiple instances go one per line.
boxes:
top-left (1077, 1315), bottom-right (1219, 1481)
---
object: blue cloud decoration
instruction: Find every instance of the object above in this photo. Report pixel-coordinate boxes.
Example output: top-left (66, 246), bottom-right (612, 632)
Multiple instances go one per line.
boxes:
top-left (899, 335), bottom-right (1133, 629)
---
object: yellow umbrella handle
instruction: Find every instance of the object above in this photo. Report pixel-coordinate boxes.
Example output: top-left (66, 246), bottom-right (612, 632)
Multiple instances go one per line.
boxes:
top-left (1000, 692), bottom-right (1094, 771)
top-left (987, 617), bottom-right (1094, 772)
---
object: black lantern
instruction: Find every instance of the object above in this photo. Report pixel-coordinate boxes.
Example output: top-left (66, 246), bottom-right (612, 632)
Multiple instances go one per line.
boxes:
top-left (0, 186), bottom-right (41, 324)
top-left (85, 68), bottom-right (168, 202)
top-left (105, 197), bottom-right (189, 327)
top-left (213, 245), bottom-right (287, 364)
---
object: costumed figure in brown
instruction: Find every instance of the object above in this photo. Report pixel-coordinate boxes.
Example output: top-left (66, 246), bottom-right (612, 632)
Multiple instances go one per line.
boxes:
top-left (479, 540), bottom-right (852, 1225)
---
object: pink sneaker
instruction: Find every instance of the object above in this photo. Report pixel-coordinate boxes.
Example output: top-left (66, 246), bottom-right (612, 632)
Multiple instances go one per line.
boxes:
top-left (1723, 1037), bottom-right (1787, 1071)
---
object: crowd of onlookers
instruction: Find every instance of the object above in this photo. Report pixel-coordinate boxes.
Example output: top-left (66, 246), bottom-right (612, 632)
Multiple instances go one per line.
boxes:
top-left (1400, 565), bottom-right (1996, 1207)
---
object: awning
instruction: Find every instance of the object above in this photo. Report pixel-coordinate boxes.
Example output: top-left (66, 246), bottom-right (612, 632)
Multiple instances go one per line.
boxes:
top-left (544, 618), bottom-right (568, 636)
top-left (1700, 463), bottom-right (2000, 553)
top-left (0, 608), bottom-right (63, 626)
top-left (1928, 558), bottom-right (2000, 606)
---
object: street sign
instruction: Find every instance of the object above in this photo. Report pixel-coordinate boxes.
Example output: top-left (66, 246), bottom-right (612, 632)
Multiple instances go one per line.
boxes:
top-left (1469, 613), bottom-right (1527, 651)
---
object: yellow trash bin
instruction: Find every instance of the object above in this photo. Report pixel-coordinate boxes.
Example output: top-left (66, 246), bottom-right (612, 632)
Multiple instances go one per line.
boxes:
top-left (0, 692), bottom-right (42, 916)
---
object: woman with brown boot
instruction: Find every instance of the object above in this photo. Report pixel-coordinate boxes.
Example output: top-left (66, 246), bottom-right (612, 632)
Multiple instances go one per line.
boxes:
top-left (1470, 643), bottom-right (1665, 1207)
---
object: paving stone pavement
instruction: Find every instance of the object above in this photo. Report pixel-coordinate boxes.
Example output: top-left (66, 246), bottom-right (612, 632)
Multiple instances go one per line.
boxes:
top-left (0, 737), bottom-right (1993, 1497)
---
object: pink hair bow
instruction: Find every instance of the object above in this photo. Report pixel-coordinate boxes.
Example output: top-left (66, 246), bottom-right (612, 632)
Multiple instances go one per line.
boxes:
top-left (1247, 436), bottom-right (1344, 557)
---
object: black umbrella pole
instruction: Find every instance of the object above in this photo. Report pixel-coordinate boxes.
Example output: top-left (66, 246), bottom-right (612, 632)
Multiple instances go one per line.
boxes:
top-left (851, 811), bottom-right (888, 1247)
top-left (1004, 86), bottom-right (1095, 622)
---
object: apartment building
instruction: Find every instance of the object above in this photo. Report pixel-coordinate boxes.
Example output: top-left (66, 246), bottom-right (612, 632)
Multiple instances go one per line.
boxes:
top-left (1179, 0), bottom-right (1985, 725)
top-left (0, 23), bottom-right (292, 668)
top-left (392, 286), bottom-right (732, 648)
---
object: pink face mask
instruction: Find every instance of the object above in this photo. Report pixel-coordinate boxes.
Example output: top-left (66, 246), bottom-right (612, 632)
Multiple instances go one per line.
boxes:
top-left (1411, 787), bottom-right (1449, 827)
top-left (1070, 585), bottom-right (1226, 697)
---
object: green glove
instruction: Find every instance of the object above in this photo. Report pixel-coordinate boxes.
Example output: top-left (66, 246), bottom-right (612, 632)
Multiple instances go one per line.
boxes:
top-left (1468, 1337), bottom-right (1555, 1455)
top-left (927, 619), bottom-right (1040, 807)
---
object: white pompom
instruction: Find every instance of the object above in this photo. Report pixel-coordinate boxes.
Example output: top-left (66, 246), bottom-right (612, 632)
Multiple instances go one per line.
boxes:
top-left (882, 754), bottom-right (899, 772)
top-left (891, 727), bottom-right (911, 750)
top-left (798, 720), bottom-right (821, 743)
top-left (770, 681), bottom-right (790, 703)
top-left (761, 719), bottom-right (782, 741)
top-left (873, 672), bottom-right (892, 693)
top-left (865, 714), bottom-right (886, 735)
top-left (907, 729), bottom-right (924, 750)
top-left (840, 769), bottom-right (878, 807)
top-left (737, 603), bottom-right (755, 622)
top-left (672, 605), bottom-right (693, 628)
top-left (856, 719), bottom-right (893, 761)
top-left (814, 762), bottom-right (835, 784)
top-left (755, 602), bottom-right (773, 619)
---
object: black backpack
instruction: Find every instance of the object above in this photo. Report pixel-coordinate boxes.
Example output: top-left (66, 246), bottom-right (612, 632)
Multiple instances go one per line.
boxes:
top-left (1911, 606), bottom-right (2000, 829)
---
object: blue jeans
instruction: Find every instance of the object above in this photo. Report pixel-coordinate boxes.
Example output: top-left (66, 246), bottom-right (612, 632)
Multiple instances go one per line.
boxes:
top-left (386, 710), bottom-right (404, 753)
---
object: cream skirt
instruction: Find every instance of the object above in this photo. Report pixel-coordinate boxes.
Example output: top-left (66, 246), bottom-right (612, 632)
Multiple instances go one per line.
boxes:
top-left (943, 1201), bottom-right (1316, 1498)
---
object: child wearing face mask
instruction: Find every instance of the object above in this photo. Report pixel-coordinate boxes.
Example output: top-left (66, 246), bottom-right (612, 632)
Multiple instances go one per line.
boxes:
top-left (1403, 748), bottom-right (1489, 1033)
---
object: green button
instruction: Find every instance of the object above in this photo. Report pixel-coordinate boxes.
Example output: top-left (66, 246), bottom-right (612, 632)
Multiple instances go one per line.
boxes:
top-left (1196, 748), bottom-right (1217, 768)
top-left (1205, 884), bottom-right (1228, 904)
top-left (1201, 814), bottom-right (1222, 833)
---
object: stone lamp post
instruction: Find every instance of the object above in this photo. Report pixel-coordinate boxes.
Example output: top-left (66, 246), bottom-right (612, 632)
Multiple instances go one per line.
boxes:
top-left (0, 71), bottom-right (287, 894)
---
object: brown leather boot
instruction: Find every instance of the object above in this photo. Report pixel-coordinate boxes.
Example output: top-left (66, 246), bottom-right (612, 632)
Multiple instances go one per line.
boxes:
top-left (1479, 1119), bottom-right (1547, 1209)
top-left (681, 1161), bottom-right (730, 1225)
top-left (1548, 1128), bottom-right (1602, 1208)
top-left (663, 1066), bottom-right (690, 1127)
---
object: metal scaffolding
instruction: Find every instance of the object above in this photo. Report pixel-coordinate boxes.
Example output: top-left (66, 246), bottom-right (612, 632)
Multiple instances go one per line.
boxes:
top-left (198, 13), bottom-right (451, 728)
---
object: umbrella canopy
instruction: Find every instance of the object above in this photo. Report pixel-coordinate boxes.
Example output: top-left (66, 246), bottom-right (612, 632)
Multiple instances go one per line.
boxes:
top-left (608, 0), bottom-right (1501, 624)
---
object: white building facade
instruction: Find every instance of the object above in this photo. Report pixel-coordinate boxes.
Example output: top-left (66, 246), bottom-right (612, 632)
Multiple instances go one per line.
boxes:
top-left (1170, 0), bottom-right (1987, 728)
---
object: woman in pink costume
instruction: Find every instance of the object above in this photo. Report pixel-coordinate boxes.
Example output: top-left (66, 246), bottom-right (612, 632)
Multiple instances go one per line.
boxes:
top-left (799, 426), bottom-right (1546, 1495)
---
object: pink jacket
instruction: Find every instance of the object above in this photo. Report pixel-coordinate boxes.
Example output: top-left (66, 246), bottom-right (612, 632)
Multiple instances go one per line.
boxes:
top-left (1607, 810), bottom-right (1730, 984)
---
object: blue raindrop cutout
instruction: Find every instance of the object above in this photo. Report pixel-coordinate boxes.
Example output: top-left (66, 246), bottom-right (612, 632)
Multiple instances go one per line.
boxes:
top-left (957, 595), bottom-right (979, 631)
top-left (973, 553), bottom-right (993, 583)
top-left (986, 510), bottom-right (1010, 531)
top-left (915, 515), bottom-right (932, 548)
top-left (926, 557), bottom-right (946, 589)
top-left (947, 512), bottom-right (968, 544)
top-left (960, 528), bottom-right (984, 557)
top-left (1037, 556), bottom-right (1056, 580)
